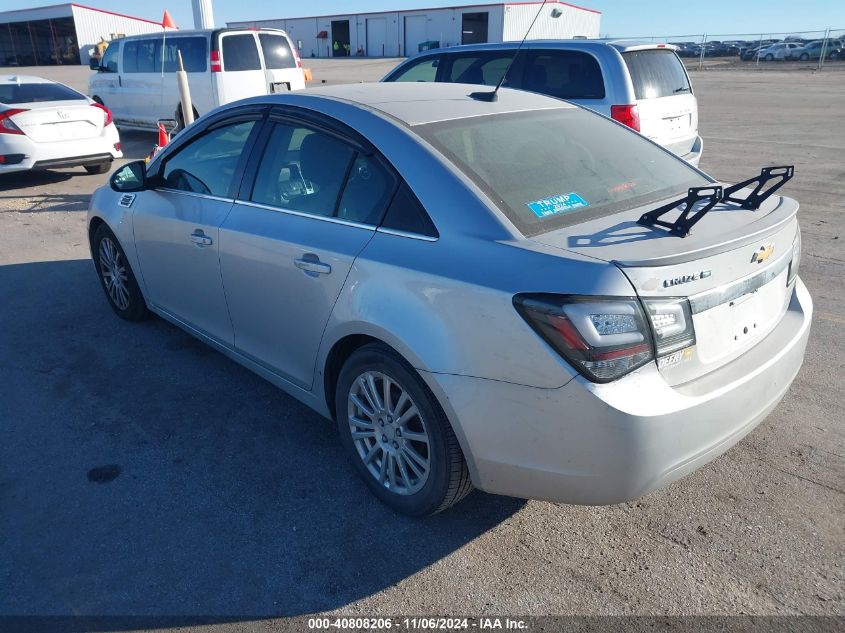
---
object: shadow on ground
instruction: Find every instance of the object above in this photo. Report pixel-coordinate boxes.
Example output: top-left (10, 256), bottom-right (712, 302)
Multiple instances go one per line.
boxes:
top-left (0, 259), bottom-right (524, 619)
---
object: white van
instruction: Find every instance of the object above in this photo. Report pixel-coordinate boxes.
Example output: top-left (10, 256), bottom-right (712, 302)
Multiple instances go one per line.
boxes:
top-left (89, 28), bottom-right (306, 131)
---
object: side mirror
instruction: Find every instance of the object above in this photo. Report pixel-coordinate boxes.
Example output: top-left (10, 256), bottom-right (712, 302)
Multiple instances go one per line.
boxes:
top-left (110, 161), bottom-right (149, 192)
top-left (89, 58), bottom-right (102, 71)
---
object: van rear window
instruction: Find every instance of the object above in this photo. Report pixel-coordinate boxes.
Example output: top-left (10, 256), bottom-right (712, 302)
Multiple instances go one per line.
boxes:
top-left (622, 50), bottom-right (690, 99)
top-left (259, 34), bottom-right (296, 69)
top-left (222, 34), bottom-right (261, 71)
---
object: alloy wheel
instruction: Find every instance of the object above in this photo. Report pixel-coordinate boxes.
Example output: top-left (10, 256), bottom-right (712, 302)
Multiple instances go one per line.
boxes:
top-left (98, 236), bottom-right (130, 311)
top-left (347, 371), bottom-right (431, 495)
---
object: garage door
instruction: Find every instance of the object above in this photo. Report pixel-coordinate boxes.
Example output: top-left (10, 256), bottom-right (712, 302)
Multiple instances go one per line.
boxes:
top-left (367, 18), bottom-right (387, 56)
top-left (404, 15), bottom-right (427, 56)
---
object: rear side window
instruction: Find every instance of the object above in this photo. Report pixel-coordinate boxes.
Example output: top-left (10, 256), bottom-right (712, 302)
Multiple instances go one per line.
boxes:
top-left (381, 183), bottom-right (438, 238)
top-left (520, 50), bottom-right (605, 99)
top-left (124, 39), bottom-right (158, 74)
top-left (259, 34), bottom-right (296, 69)
top-left (222, 34), bottom-right (261, 71)
top-left (0, 82), bottom-right (86, 104)
top-left (160, 37), bottom-right (207, 72)
top-left (622, 50), bottom-right (690, 99)
top-left (390, 57), bottom-right (439, 82)
top-left (445, 52), bottom-right (513, 86)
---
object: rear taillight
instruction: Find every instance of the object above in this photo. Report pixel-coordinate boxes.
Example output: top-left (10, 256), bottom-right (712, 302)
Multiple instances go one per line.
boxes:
top-left (0, 108), bottom-right (27, 135)
top-left (514, 294), bottom-right (654, 383)
top-left (610, 104), bottom-right (641, 132)
top-left (91, 102), bottom-right (112, 127)
top-left (787, 229), bottom-right (801, 286)
top-left (641, 298), bottom-right (696, 357)
top-left (293, 46), bottom-right (302, 68)
top-left (210, 49), bottom-right (222, 72)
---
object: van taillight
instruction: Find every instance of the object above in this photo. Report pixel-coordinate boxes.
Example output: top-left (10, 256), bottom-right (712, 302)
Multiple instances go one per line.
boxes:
top-left (293, 46), bottom-right (302, 68)
top-left (610, 104), bottom-right (641, 132)
top-left (210, 50), bottom-right (221, 72)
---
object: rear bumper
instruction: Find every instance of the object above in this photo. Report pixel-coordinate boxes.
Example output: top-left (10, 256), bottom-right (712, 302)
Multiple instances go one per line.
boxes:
top-left (681, 135), bottom-right (703, 166)
top-left (424, 278), bottom-right (812, 505)
top-left (0, 127), bottom-right (122, 174)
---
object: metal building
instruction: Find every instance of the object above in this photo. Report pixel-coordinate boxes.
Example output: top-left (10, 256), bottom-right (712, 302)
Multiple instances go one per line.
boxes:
top-left (0, 3), bottom-right (165, 66)
top-left (228, 1), bottom-right (601, 59)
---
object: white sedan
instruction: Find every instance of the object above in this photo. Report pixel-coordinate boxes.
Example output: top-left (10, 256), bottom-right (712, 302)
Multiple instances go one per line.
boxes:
top-left (0, 75), bottom-right (122, 175)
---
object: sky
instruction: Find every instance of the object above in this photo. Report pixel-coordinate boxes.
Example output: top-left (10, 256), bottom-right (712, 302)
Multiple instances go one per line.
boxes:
top-left (4, 0), bottom-right (845, 38)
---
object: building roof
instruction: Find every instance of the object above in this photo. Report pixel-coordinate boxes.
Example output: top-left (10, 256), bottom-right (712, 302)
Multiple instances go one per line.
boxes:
top-left (0, 3), bottom-right (162, 26)
top-left (229, 0), bottom-right (601, 25)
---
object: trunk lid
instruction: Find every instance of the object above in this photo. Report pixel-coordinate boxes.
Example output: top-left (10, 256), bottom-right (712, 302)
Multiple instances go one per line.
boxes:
top-left (532, 191), bottom-right (799, 385)
top-left (10, 100), bottom-right (103, 142)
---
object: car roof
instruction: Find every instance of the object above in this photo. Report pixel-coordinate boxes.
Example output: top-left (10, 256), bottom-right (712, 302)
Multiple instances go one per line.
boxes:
top-left (0, 75), bottom-right (54, 85)
top-left (402, 39), bottom-right (676, 57)
top-left (118, 27), bottom-right (287, 41)
top-left (298, 82), bottom-right (575, 126)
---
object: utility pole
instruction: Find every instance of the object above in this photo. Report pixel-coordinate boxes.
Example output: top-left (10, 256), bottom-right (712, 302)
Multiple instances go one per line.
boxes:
top-left (192, 0), bottom-right (215, 29)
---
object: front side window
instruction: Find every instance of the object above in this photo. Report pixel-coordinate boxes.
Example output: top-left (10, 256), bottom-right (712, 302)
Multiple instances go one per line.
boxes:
top-left (161, 121), bottom-right (256, 197)
top-left (389, 56), bottom-right (439, 82)
top-left (251, 122), bottom-right (394, 224)
top-left (100, 41), bottom-right (119, 72)
top-left (222, 34), bottom-right (261, 71)
top-left (520, 50), bottom-right (605, 99)
top-left (416, 108), bottom-right (708, 237)
top-left (622, 50), bottom-right (690, 99)
top-left (259, 34), bottom-right (296, 69)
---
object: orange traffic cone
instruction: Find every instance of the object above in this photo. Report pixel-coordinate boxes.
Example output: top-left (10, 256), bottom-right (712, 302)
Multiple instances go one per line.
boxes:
top-left (157, 122), bottom-right (169, 148)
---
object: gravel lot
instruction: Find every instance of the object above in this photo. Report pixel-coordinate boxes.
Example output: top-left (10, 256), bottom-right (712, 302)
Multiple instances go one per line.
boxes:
top-left (1, 61), bottom-right (843, 624)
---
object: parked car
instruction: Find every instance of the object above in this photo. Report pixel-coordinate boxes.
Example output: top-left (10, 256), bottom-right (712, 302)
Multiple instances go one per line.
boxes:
top-left (756, 43), bottom-right (803, 61)
top-left (0, 74), bottom-right (121, 175)
top-left (383, 40), bottom-right (703, 165)
top-left (88, 28), bottom-right (306, 131)
top-left (88, 83), bottom-right (811, 516)
top-left (789, 40), bottom-right (843, 61)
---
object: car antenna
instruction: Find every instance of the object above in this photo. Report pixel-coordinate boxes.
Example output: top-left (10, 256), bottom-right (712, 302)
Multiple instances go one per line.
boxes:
top-left (470, 0), bottom-right (555, 102)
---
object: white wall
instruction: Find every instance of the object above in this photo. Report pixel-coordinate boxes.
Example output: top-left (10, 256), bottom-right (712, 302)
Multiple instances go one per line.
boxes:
top-left (228, 2), bottom-right (601, 57)
top-left (72, 5), bottom-right (168, 63)
top-left (502, 2), bottom-right (601, 41)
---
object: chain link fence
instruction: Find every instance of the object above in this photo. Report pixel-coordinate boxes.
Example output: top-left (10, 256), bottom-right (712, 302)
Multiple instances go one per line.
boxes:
top-left (599, 28), bottom-right (845, 70)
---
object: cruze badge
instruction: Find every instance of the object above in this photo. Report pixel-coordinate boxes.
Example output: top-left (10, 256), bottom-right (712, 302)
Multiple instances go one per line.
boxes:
top-left (663, 270), bottom-right (711, 288)
top-left (751, 244), bottom-right (775, 264)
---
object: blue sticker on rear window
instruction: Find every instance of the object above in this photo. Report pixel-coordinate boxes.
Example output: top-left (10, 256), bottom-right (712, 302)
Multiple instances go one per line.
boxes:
top-left (526, 192), bottom-right (589, 218)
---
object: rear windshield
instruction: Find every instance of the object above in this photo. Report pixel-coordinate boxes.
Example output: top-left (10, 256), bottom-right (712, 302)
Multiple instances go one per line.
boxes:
top-left (0, 82), bottom-right (86, 104)
top-left (416, 108), bottom-right (708, 237)
top-left (259, 34), bottom-right (296, 69)
top-left (222, 34), bottom-right (261, 71)
top-left (622, 50), bottom-right (690, 99)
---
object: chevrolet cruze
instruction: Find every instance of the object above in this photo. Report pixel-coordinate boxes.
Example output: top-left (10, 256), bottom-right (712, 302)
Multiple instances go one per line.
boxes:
top-left (87, 83), bottom-right (812, 516)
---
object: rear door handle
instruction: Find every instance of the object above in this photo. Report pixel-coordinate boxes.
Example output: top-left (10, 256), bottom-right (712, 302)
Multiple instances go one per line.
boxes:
top-left (190, 230), bottom-right (213, 246)
top-left (294, 257), bottom-right (331, 275)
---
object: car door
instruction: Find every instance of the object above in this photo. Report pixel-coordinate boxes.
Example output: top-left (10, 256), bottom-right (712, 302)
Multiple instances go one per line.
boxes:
top-left (216, 32), bottom-right (267, 105)
top-left (219, 112), bottom-right (397, 389)
top-left (91, 41), bottom-right (123, 117)
top-left (132, 114), bottom-right (264, 346)
top-left (121, 37), bottom-right (163, 127)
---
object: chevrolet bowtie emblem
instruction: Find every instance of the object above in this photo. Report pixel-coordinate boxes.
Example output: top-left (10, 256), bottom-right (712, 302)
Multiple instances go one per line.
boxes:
top-left (751, 244), bottom-right (775, 264)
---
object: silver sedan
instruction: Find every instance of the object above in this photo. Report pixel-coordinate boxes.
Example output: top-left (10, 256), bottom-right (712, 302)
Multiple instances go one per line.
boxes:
top-left (88, 83), bottom-right (812, 515)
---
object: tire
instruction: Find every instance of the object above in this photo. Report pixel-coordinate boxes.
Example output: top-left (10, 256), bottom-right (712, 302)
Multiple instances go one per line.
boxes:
top-left (335, 342), bottom-right (473, 516)
top-left (84, 162), bottom-right (111, 175)
top-left (92, 224), bottom-right (148, 321)
top-left (765, 54), bottom-right (774, 61)
top-left (800, 53), bottom-right (809, 61)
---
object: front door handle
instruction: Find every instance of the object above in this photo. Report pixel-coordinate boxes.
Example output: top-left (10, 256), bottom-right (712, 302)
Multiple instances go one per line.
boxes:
top-left (294, 256), bottom-right (331, 275)
top-left (190, 230), bottom-right (213, 247)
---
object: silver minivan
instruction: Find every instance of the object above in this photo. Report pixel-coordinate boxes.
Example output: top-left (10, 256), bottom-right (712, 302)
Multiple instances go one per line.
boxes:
top-left (384, 40), bottom-right (703, 165)
top-left (89, 28), bottom-right (306, 131)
